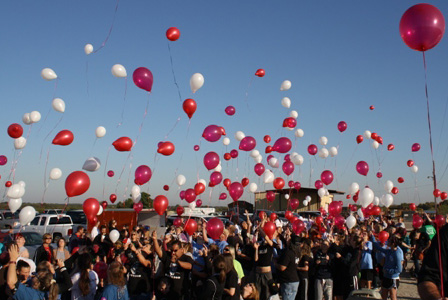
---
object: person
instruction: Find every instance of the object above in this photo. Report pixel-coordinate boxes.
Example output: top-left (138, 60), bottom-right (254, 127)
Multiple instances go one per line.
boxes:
top-left (225, 246), bottom-right (244, 282)
top-left (314, 240), bottom-right (333, 300)
top-left (70, 253), bottom-right (99, 300)
top-left (200, 255), bottom-right (226, 300)
top-left (93, 225), bottom-right (113, 255)
top-left (100, 261), bottom-right (129, 300)
top-left (16, 259), bottom-right (31, 285)
top-left (240, 283), bottom-right (259, 299)
top-left (91, 221), bottom-right (100, 241)
top-left (276, 239), bottom-right (300, 300)
top-left (412, 230), bottom-right (430, 278)
top-left (34, 233), bottom-right (54, 265)
top-left (151, 277), bottom-right (176, 300)
top-left (421, 214), bottom-right (436, 240)
top-left (360, 231), bottom-right (374, 289)
top-left (16, 235), bottom-right (29, 259)
top-left (54, 238), bottom-right (70, 261)
top-left (223, 253), bottom-right (240, 300)
top-left (254, 231), bottom-right (274, 300)
top-left (296, 241), bottom-right (312, 300)
top-left (69, 227), bottom-right (85, 253)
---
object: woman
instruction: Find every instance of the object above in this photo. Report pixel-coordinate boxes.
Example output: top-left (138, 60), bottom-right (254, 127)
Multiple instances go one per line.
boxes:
top-left (53, 238), bottom-right (70, 261)
top-left (240, 282), bottom-right (259, 300)
top-left (71, 253), bottom-right (99, 300)
top-left (360, 231), bottom-right (374, 289)
top-left (223, 253), bottom-right (240, 300)
top-left (16, 234), bottom-right (29, 258)
top-left (225, 246), bottom-right (244, 282)
top-left (34, 233), bottom-right (55, 265)
top-left (296, 242), bottom-right (312, 300)
top-left (100, 261), bottom-right (129, 300)
top-left (200, 255), bottom-right (226, 300)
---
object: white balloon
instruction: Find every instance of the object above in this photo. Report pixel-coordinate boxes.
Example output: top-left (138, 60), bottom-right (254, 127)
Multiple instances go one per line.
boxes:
top-left (41, 68), bottom-right (57, 81)
top-left (372, 141), bottom-right (379, 149)
top-left (95, 126), bottom-right (106, 138)
top-left (254, 155), bottom-right (262, 163)
top-left (348, 182), bottom-right (359, 195)
top-left (291, 154), bottom-right (304, 165)
top-left (329, 147), bottom-right (338, 157)
top-left (284, 194), bottom-right (290, 200)
top-left (82, 157), bottom-right (101, 172)
top-left (303, 200), bottom-right (309, 206)
top-left (19, 206), bottom-right (36, 226)
top-left (305, 195), bottom-right (312, 201)
top-left (235, 131), bottom-right (245, 141)
top-left (346, 215), bottom-right (356, 229)
top-left (318, 148), bottom-right (329, 159)
top-left (295, 128), bottom-right (304, 138)
top-left (30, 111), bottom-right (41, 123)
top-left (52, 98), bottom-right (65, 113)
top-left (109, 229), bottom-right (120, 243)
top-left (17, 181), bottom-right (26, 189)
top-left (318, 188), bottom-right (326, 198)
top-left (289, 110), bottom-right (298, 119)
top-left (97, 205), bottom-right (103, 216)
top-left (250, 150), bottom-right (260, 158)
top-left (319, 136), bottom-right (328, 146)
top-left (177, 174), bottom-right (186, 186)
top-left (8, 198), bottom-right (22, 213)
top-left (382, 194), bottom-right (394, 208)
top-left (373, 196), bottom-right (380, 206)
top-left (214, 164), bottom-right (222, 172)
top-left (14, 137), bottom-right (27, 149)
top-left (281, 97), bottom-right (291, 108)
top-left (189, 202), bottom-right (196, 210)
top-left (268, 157), bottom-right (279, 168)
top-left (199, 179), bottom-right (207, 186)
top-left (50, 168), bottom-right (62, 180)
top-left (411, 165), bottom-right (419, 173)
top-left (263, 170), bottom-right (274, 183)
top-left (280, 80), bottom-right (292, 91)
top-left (84, 43), bottom-right (93, 55)
top-left (357, 208), bottom-right (364, 219)
top-left (359, 188), bottom-right (374, 208)
top-left (131, 185), bottom-right (141, 203)
top-left (22, 113), bottom-right (32, 125)
top-left (190, 73), bottom-right (204, 93)
top-left (384, 180), bottom-right (394, 193)
top-left (285, 127), bottom-right (294, 131)
top-left (364, 130), bottom-right (371, 139)
top-left (249, 183), bottom-right (258, 193)
top-left (222, 137), bottom-right (230, 146)
top-left (111, 64), bottom-right (127, 78)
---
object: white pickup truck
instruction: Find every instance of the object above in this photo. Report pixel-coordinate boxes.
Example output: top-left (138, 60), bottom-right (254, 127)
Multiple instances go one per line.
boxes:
top-left (24, 214), bottom-right (74, 242)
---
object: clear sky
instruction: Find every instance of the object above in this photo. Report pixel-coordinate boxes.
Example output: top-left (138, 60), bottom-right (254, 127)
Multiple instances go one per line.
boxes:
top-left (1, 1), bottom-right (448, 208)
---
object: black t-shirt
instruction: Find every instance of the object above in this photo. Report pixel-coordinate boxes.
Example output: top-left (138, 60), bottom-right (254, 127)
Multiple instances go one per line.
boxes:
top-left (238, 244), bottom-right (254, 271)
top-left (126, 250), bottom-right (151, 295)
top-left (155, 289), bottom-right (178, 300)
top-left (161, 252), bottom-right (194, 297)
top-left (297, 255), bottom-right (312, 280)
top-left (227, 235), bottom-right (243, 249)
top-left (257, 243), bottom-right (273, 267)
top-left (223, 269), bottom-right (240, 300)
top-left (314, 250), bottom-right (332, 279)
top-left (277, 248), bottom-right (299, 283)
top-left (201, 275), bottom-right (225, 300)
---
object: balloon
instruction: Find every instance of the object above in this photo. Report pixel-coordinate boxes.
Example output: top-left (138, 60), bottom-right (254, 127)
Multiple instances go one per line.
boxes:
top-left (183, 99), bottom-right (197, 119)
top-left (273, 137), bottom-right (292, 153)
top-left (320, 170), bottom-right (334, 185)
top-left (234, 131), bottom-right (245, 142)
top-left (281, 97), bottom-right (291, 108)
top-left (252, 163), bottom-right (265, 177)
top-left (101, 201), bottom-right (108, 210)
top-left (4, 181), bottom-right (11, 187)
top-left (202, 125), bottom-right (222, 142)
top-left (84, 44), bottom-right (93, 55)
top-left (370, 206), bottom-right (381, 216)
top-left (290, 110), bottom-right (298, 119)
top-left (411, 165), bottom-right (419, 173)
top-left (318, 188), bottom-right (326, 198)
top-left (133, 67), bottom-right (153, 92)
top-left (376, 172), bottom-right (383, 178)
top-left (82, 157), bottom-right (101, 172)
top-left (435, 215), bottom-right (446, 228)
top-left (334, 215), bottom-right (346, 229)
top-left (219, 193), bottom-right (227, 200)
top-left (173, 218), bottom-right (183, 227)
top-left (359, 188), bottom-right (374, 208)
top-left (356, 135), bottom-right (364, 144)
top-left (204, 152), bottom-right (220, 170)
top-left (348, 182), bottom-right (359, 195)
top-left (41, 68), bottom-right (57, 81)
top-left (193, 182), bottom-right (205, 195)
top-left (112, 137), bottom-right (133, 151)
top-left (97, 205), bottom-right (103, 216)
top-left (378, 231), bottom-right (389, 244)
top-left (239, 136), bottom-right (256, 151)
top-left (109, 194), bottom-right (117, 203)
top-left (223, 178), bottom-right (231, 188)
top-left (65, 171), bottom-right (90, 197)
top-left (409, 203), bottom-right (416, 211)
top-left (413, 213), bottom-right (424, 229)
top-left (399, 4), bottom-right (445, 52)
top-left (111, 64), bottom-right (127, 77)
top-left (280, 80), bottom-right (291, 91)
top-left (249, 182), bottom-right (258, 193)
top-left (307, 144), bottom-right (318, 155)
top-left (241, 177), bottom-right (249, 187)
top-left (83, 198), bottom-right (100, 219)
top-left (398, 177), bottom-right (404, 183)
top-left (268, 157), bottom-right (278, 168)
top-left (133, 202), bottom-right (143, 213)
top-left (22, 113), bottom-right (31, 125)
top-left (19, 206), bottom-right (36, 225)
top-left (53, 130), bottom-right (74, 146)
top-left (184, 219), bottom-right (198, 235)
top-left (7, 123), bottom-right (23, 139)
top-left (266, 191), bottom-right (276, 202)
top-left (264, 170), bottom-right (274, 184)
top-left (292, 219), bottom-right (305, 235)
top-left (222, 137), bottom-right (230, 146)
top-left (328, 201), bottom-right (342, 217)
top-left (372, 141), bottom-right (379, 149)
top-left (315, 180), bottom-right (324, 190)
top-left (337, 121), bottom-right (347, 133)
top-left (109, 230), bottom-right (120, 243)
top-left (0, 155), bottom-right (7, 166)
top-left (8, 198), bottom-right (22, 214)
top-left (319, 136), bottom-right (328, 146)
top-left (95, 126), bottom-right (106, 138)
top-left (190, 73), bottom-right (204, 93)
top-left (225, 106), bottom-right (235, 116)
top-left (282, 161), bottom-right (294, 176)
top-left (412, 143), bottom-right (421, 152)
top-left (107, 170), bottom-right (115, 177)
top-left (291, 154), bottom-right (304, 165)
top-left (255, 69), bottom-right (265, 77)
top-left (131, 185), bottom-right (141, 202)
top-left (177, 175), bottom-right (186, 186)
top-left (263, 222), bottom-right (276, 239)
top-left (250, 150), bottom-right (260, 158)
top-left (185, 189), bottom-right (196, 203)
top-left (290, 198), bottom-right (300, 210)
top-left (158, 141), bottom-right (175, 156)
top-left (381, 194), bottom-right (394, 208)
top-left (373, 197), bottom-right (380, 206)
top-left (346, 215), bottom-right (356, 229)
top-left (407, 160), bottom-right (414, 167)
top-left (154, 195), bottom-right (169, 215)
top-left (48, 168), bottom-right (62, 180)
top-left (135, 165), bottom-right (152, 185)
top-left (29, 111), bottom-right (41, 123)
top-left (364, 130), bottom-right (371, 139)
top-left (329, 147), bottom-right (338, 157)
top-left (318, 148), bottom-right (329, 159)
top-left (206, 218), bottom-right (224, 240)
top-left (14, 137), bottom-right (26, 149)
top-left (229, 182), bottom-right (244, 202)
top-left (265, 146), bottom-right (272, 154)
top-left (52, 98), bottom-right (65, 113)
top-left (176, 206), bottom-right (184, 216)
top-left (391, 187), bottom-right (399, 195)
top-left (433, 189), bottom-right (442, 198)
top-left (356, 161), bottom-right (369, 176)
top-left (295, 128), bottom-right (304, 138)
top-left (441, 192), bottom-right (448, 201)
top-left (166, 27), bottom-right (180, 41)
top-left (209, 172), bottom-right (223, 186)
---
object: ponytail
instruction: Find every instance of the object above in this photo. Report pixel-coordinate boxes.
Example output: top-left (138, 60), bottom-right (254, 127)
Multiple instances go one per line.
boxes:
top-left (212, 255), bottom-right (227, 283)
top-left (48, 280), bottom-right (59, 300)
top-left (79, 269), bottom-right (91, 296)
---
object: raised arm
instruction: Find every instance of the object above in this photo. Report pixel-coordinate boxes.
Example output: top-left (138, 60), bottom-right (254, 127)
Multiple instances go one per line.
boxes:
top-left (7, 245), bottom-right (19, 290)
top-left (151, 230), bottom-right (163, 258)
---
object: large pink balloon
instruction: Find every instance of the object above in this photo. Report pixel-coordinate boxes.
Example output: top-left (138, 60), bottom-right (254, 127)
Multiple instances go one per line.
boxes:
top-left (356, 161), bottom-right (369, 176)
top-left (185, 188), bottom-right (196, 203)
top-left (203, 152), bottom-right (220, 170)
top-left (206, 218), bottom-right (224, 240)
top-left (133, 67), bottom-right (153, 92)
top-left (314, 180), bottom-right (323, 189)
top-left (229, 182), bottom-right (244, 202)
top-left (273, 137), bottom-right (292, 153)
top-left (337, 121), bottom-right (347, 133)
top-left (134, 165), bottom-right (152, 185)
top-left (254, 163), bottom-right (265, 176)
top-left (399, 4), bottom-right (445, 52)
top-left (202, 125), bottom-right (222, 142)
top-left (320, 170), bottom-right (334, 185)
top-left (239, 136), bottom-right (256, 151)
top-left (308, 144), bottom-right (318, 155)
top-left (282, 161), bottom-right (294, 176)
top-left (210, 171), bottom-right (223, 186)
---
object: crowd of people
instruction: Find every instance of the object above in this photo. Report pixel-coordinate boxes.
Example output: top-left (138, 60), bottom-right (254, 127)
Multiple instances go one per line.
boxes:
top-left (0, 210), bottom-right (446, 300)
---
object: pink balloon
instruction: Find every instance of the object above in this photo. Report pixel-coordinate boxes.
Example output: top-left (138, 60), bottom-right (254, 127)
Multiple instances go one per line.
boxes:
top-left (132, 67), bottom-right (153, 92)
top-left (203, 152), bottom-right (220, 170)
top-left (185, 188), bottom-right (196, 203)
top-left (230, 149), bottom-right (238, 158)
top-left (206, 218), bottom-right (224, 240)
top-left (294, 182), bottom-right (301, 190)
top-left (202, 125), bottom-right (222, 142)
top-left (292, 219), bottom-right (305, 234)
top-left (308, 144), bottom-right (318, 155)
top-left (179, 190), bottom-right (186, 200)
top-left (376, 172), bottom-right (383, 178)
top-left (219, 193), bottom-right (227, 200)
top-left (194, 145), bottom-right (200, 151)
top-left (0, 155), bottom-right (7, 166)
top-left (196, 199), bottom-right (202, 207)
top-left (210, 171), bottom-right (223, 186)
top-left (282, 161), bottom-right (294, 176)
top-left (284, 154), bottom-right (290, 162)
top-left (134, 165), bottom-right (152, 185)
top-left (412, 143), bottom-right (421, 152)
top-left (356, 161), bottom-right (369, 176)
top-left (273, 137), bottom-right (292, 153)
top-left (337, 121), bottom-right (347, 133)
top-left (290, 198), bottom-right (300, 210)
top-left (320, 170), bottom-right (334, 185)
top-left (239, 136), bottom-right (256, 151)
top-left (266, 191), bottom-right (276, 202)
top-left (107, 170), bottom-right (114, 177)
top-left (283, 117), bottom-right (297, 128)
top-left (229, 182), bottom-right (244, 202)
top-left (334, 215), bottom-right (345, 229)
top-left (133, 202), bottom-right (143, 213)
top-left (254, 163), bottom-right (265, 176)
top-left (315, 180), bottom-right (324, 189)
top-left (288, 180), bottom-right (294, 188)
top-left (225, 106), bottom-right (235, 116)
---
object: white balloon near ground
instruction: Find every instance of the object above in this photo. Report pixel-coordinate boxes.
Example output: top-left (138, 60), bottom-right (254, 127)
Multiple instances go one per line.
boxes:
top-left (348, 182), bottom-right (359, 195)
top-left (263, 170), bottom-right (274, 183)
top-left (382, 194), bottom-right (394, 207)
top-left (373, 196), bottom-right (380, 206)
top-left (357, 208), bottom-right (364, 219)
top-left (234, 131), bottom-right (245, 141)
top-left (190, 73), bottom-right (204, 93)
top-left (97, 205), bottom-right (103, 216)
top-left (305, 195), bottom-right (312, 201)
top-left (19, 206), bottom-right (36, 225)
top-left (131, 185), bottom-right (141, 202)
top-left (319, 136), bottom-right (328, 146)
top-left (384, 180), bottom-right (393, 193)
top-left (284, 194), bottom-right (290, 200)
top-left (346, 215), bottom-right (356, 229)
top-left (189, 202), bottom-right (196, 210)
top-left (329, 147), bottom-right (338, 157)
top-left (318, 148), bottom-right (329, 159)
top-left (359, 188), bottom-right (374, 208)
top-left (295, 128), bottom-right (304, 138)
top-left (111, 64), bottom-right (127, 78)
top-left (372, 141), bottom-right (379, 149)
top-left (177, 174), bottom-right (186, 186)
top-left (303, 200), bottom-right (309, 206)
top-left (289, 110), bottom-right (298, 119)
top-left (249, 183), bottom-right (258, 193)
top-left (109, 229), bottom-right (120, 243)
top-left (281, 97), bottom-right (291, 108)
top-left (411, 165), bottom-right (419, 173)
top-left (222, 137), bottom-right (230, 146)
top-left (50, 168), bottom-right (62, 180)
top-left (52, 98), bottom-right (65, 113)
top-left (41, 68), bottom-right (57, 81)
top-left (291, 154), bottom-right (304, 165)
top-left (8, 198), bottom-right (22, 213)
top-left (14, 137), bottom-right (27, 150)
top-left (22, 113), bottom-right (32, 125)
top-left (30, 111), bottom-right (41, 123)
top-left (84, 43), bottom-right (93, 55)
top-left (254, 155), bottom-right (262, 164)
top-left (95, 126), bottom-right (106, 138)
top-left (364, 130), bottom-right (371, 139)
top-left (280, 80), bottom-right (292, 91)
top-left (250, 150), bottom-right (260, 158)
top-left (82, 157), bottom-right (101, 172)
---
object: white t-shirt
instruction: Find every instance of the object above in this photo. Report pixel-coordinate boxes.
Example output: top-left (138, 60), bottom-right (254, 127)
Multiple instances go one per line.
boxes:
top-left (91, 226), bottom-right (99, 240)
top-left (71, 270), bottom-right (99, 300)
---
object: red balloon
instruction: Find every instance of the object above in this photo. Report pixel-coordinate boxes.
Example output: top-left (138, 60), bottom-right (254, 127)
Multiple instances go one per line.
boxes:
top-left (183, 99), bottom-right (197, 119)
top-left (225, 106), bottom-right (235, 116)
top-left (133, 67), bottom-right (154, 92)
top-left (413, 213), bottom-right (424, 229)
top-left (356, 161), bottom-right (369, 176)
top-left (273, 137), bottom-right (292, 153)
top-left (263, 221), bottom-right (276, 239)
top-left (269, 213), bottom-right (277, 222)
top-left (391, 187), bottom-right (399, 195)
top-left (292, 219), bottom-right (305, 235)
top-left (254, 163), bottom-right (265, 176)
top-left (356, 135), bottom-right (363, 144)
top-left (399, 4), bottom-right (445, 52)
top-left (241, 177), bottom-right (249, 187)
top-left (166, 27), bottom-right (180, 41)
top-left (407, 160), bottom-right (414, 167)
top-left (107, 170), bottom-right (114, 177)
top-left (266, 191), bottom-right (276, 202)
top-left (113, 137), bottom-right (133, 152)
top-left (239, 136), bottom-right (256, 151)
top-left (370, 105), bottom-right (375, 110)
top-left (185, 189), bottom-right (196, 203)
top-left (206, 218), bottom-right (224, 240)
top-left (265, 146), bottom-right (273, 153)
top-left (7, 123), bottom-right (23, 139)
top-left (134, 165), bottom-right (152, 185)
top-left (255, 69), bottom-right (265, 77)
top-left (53, 130), bottom-right (74, 146)
top-left (224, 153), bottom-right (231, 161)
top-left (290, 198), bottom-right (300, 210)
top-left (315, 216), bottom-right (323, 226)
top-left (65, 171), bottom-right (90, 197)
top-left (210, 172), bottom-right (223, 186)
top-left (282, 117), bottom-right (297, 128)
top-left (0, 155), bottom-right (7, 166)
top-left (88, 216), bottom-right (98, 226)
top-left (158, 141), bottom-right (175, 156)
top-left (378, 231), bottom-right (389, 243)
top-left (273, 177), bottom-right (285, 190)
top-left (223, 178), bottom-right (231, 188)
top-left (264, 135), bottom-right (271, 143)
top-left (196, 199), bottom-right (202, 207)
top-left (337, 121), bottom-right (347, 133)
top-left (204, 152), bottom-right (220, 170)
top-left (194, 145), bottom-right (200, 151)
top-left (220, 127), bottom-right (226, 136)
top-left (202, 125), bottom-right (222, 142)
top-left (184, 219), bottom-right (198, 236)
top-left (219, 193), bottom-right (227, 200)
top-left (320, 170), bottom-right (334, 185)
top-left (409, 203), bottom-right (416, 211)
top-left (435, 214), bottom-right (446, 228)
top-left (307, 144), bottom-right (318, 155)
top-left (230, 149), bottom-right (238, 158)
top-left (377, 136), bottom-right (383, 145)
top-left (387, 144), bottom-right (395, 151)
top-left (398, 177), bottom-right (404, 183)
top-left (376, 172), bottom-right (383, 179)
top-left (154, 195), bottom-right (169, 215)
top-left (433, 189), bottom-right (441, 198)
top-left (229, 182), bottom-right (244, 202)
top-left (284, 211), bottom-right (293, 220)
top-left (441, 192), bottom-right (448, 200)
top-left (162, 185), bottom-right (169, 191)
top-left (194, 182), bottom-right (206, 195)
top-left (353, 193), bottom-right (359, 203)
top-left (370, 206), bottom-right (381, 216)
top-left (101, 201), bottom-right (108, 210)
top-left (179, 190), bottom-right (186, 200)
top-left (334, 215), bottom-right (346, 229)
top-left (109, 194), bottom-right (117, 203)
top-left (282, 161), bottom-right (294, 176)
top-left (371, 132), bottom-right (378, 140)
top-left (5, 181), bottom-right (12, 187)
top-left (412, 143), bottom-right (421, 152)
top-left (294, 182), bottom-right (301, 190)
top-left (83, 198), bottom-right (100, 218)
top-left (174, 206), bottom-right (184, 217)
top-left (315, 180), bottom-right (323, 190)
top-left (173, 218), bottom-right (183, 227)
top-left (133, 202), bottom-right (143, 213)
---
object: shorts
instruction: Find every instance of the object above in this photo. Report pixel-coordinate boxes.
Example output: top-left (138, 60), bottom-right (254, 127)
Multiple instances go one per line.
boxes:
top-left (361, 269), bottom-right (374, 281)
top-left (382, 278), bottom-right (399, 289)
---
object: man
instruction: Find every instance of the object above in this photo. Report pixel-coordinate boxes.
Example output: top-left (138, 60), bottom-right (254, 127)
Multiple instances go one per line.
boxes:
top-left (16, 260), bottom-right (31, 285)
top-left (33, 233), bottom-right (54, 265)
top-left (93, 225), bottom-right (113, 254)
top-left (275, 240), bottom-right (300, 300)
top-left (314, 240), bottom-right (334, 300)
top-left (68, 226), bottom-right (84, 252)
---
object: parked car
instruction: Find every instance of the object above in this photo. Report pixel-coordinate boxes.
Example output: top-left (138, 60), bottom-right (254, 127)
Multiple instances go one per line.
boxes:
top-left (0, 231), bottom-right (56, 259)
top-left (43, 209), bottom-right (63, 215)
top-left (0, 210), bottom-right (20, 229)
top-left (24, 214), bottom-right (74, 242)
top-left (65, 210), bottom-right (87, 230)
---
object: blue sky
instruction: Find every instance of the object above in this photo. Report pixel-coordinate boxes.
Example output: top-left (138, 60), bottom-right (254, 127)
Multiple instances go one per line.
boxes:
top-left (1, 1), bottom-right (448, 208)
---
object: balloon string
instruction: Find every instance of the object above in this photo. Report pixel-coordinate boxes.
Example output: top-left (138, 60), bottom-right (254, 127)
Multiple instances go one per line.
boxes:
top-left (41, 147), bottom-right (51, 205)
top-left (39, 114), bottom-right (64, 163)
top-left (167, 42), bottom-right (183, 102)
top-left (92, 0), bottom-right (120, 54)
top-left (102, 146), bottom-right (112, 200)
top-left (90, 138), bottom-right (98, 156)
top-left (115, 151), bottom-right (132, 195)
top-left (117, 77), bottom-right (128, 127)
top-left (341, 144), bottom-right (358, 177)
top-left (122, 155), bottom-right (134, 201)
top-left (163, 117), bottom-right (181, 140)
top-left (86, 60), bottom-right (90, 98)
top-left (435, 97), bottom-right (448, 158)
top-left (244, 77), bottom-right (254, 111)
top-left (37, 107), bottom-right (52, 136)
top-left (422, 51), bottom-right (443, 298)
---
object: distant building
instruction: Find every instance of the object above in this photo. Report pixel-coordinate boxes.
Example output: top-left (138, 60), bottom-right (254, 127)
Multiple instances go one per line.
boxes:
top-left (227, 201), bottom-right (254, 215)
top-left (254, 187), bottom-right (344, 212)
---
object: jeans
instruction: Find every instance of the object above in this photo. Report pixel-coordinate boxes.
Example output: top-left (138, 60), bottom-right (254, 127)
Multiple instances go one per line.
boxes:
top-left (281, 281), bottom-right (300, 300)
top-left (414, 259), bottom-right (421, 276)
top-left (315, 278), bottom-right (333, 300)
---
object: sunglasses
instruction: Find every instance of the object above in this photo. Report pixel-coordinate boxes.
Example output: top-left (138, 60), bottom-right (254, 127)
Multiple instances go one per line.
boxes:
top-left (224, 248), bottom-right (230, 252)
